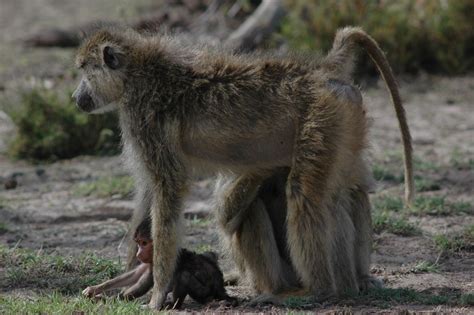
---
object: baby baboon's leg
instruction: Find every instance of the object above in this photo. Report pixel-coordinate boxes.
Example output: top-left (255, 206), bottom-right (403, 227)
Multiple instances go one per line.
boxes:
top-left (171, 273), bottom-right (190, 309)
top-left (174, 271), bottom-right (212, 306)
top-left (350, 188), bottom-right (383, 290)
top-left (126, 185), bottom-right (152, 270)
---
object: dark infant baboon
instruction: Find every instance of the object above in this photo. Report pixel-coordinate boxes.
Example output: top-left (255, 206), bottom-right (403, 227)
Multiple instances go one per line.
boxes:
top-left (73, 26), bottom-right (414, 308)
top-left (83, 217), bottom-right (236, 308)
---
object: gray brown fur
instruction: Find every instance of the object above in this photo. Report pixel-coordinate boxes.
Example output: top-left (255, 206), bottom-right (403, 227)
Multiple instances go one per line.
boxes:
top-left (73, 26), bottom-right (413, 308)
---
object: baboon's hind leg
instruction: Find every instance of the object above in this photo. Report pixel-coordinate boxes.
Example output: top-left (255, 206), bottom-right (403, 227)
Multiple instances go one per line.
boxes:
top-left (234, 198), bottom-right (294, 293)
top-left (332, 194), bottom-right (359, 294)
top-left (285, 96), bottom-right (348, 299)
top-left (350, 188), bottom-right (383, 290)
top-left (216, 173), bottom-right (296, 294)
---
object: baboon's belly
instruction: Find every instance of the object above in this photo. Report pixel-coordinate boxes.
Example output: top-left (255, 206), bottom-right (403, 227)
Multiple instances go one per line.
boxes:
top-left (182, 122), bottom-right (295, 168)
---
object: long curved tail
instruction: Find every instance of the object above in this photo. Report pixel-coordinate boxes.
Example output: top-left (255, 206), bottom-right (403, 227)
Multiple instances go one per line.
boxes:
top-left (324, 27), bottom-right (414, 205)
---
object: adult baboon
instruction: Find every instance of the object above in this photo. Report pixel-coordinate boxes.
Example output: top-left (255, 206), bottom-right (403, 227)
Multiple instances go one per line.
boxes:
top-left (217, 167), bottom-right (380, 301)
top-left (73, 26), bottom-right (413, 308)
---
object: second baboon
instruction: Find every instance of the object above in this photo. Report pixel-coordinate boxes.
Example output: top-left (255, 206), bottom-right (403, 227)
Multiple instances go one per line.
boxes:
top-left (73, 26), bottom-right (414, 308)
top-left (217, 167), bottom-right (380, 301)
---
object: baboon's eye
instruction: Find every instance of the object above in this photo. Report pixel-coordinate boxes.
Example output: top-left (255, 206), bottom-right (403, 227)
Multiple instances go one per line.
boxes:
top-left (103, 46), bottom-right (121, 70)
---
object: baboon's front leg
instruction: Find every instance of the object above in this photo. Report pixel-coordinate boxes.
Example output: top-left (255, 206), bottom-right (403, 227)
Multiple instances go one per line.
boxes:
top-left (148, 167), bottom-right (187, 309)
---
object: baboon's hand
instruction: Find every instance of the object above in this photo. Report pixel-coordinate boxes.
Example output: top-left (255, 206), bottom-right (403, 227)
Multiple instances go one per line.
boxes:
top-left (148, 290), bottom-right (167, 310)
top-left (82, 285), bottom-right (101, 298)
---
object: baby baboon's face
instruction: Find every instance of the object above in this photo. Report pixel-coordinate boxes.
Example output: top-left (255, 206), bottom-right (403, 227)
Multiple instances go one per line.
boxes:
top-left (135, 235), bottom-right (153, 264)
top-left (73, 35), bottom-right (125, 114)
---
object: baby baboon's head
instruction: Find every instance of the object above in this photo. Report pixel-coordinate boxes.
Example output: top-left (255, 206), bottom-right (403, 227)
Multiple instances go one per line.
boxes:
top-left (72, 30), bottom-right (128, 114)
top-left (134, 216), bottom-right (153, 264)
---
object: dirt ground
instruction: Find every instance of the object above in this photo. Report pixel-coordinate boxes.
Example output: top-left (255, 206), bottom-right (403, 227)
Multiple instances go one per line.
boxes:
top-left (0, 0), bottom-right (473, 313)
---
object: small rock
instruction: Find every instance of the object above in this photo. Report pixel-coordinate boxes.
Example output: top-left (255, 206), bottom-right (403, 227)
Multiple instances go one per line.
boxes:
top-left (35, 168), bottom-right (46, 178)
top-left (446, 98), bottom-right (456, 105)
top-left (4, 178), bottom-right (17, 190)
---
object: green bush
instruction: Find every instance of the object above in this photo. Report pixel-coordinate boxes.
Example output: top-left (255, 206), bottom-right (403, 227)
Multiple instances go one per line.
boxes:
top-left (8, 89), bottom-right (120, 161)
top-left (281, 0), bottom-right (474, 74)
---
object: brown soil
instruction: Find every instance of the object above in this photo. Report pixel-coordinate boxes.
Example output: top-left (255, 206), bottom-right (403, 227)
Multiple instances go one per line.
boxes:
top-left (0, 0), bottom-right (472, 313)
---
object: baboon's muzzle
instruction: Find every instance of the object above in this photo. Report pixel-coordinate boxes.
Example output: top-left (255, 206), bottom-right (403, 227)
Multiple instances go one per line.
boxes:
top-left (72, 81), bottom-right (96, 113)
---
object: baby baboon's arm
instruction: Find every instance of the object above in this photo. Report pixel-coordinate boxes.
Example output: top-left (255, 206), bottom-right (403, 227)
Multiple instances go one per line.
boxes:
top-left (82, 263), bottom-right (149, 298)
top-left (120, 266), bottom-right (154, 300)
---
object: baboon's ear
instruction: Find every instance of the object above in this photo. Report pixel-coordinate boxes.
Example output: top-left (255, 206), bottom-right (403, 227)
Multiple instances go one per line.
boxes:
top-left (103, 46), bottom-right (122, 69)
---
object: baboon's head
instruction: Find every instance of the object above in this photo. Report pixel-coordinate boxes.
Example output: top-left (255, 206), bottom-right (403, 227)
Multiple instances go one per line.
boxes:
top-left (72, 30), bottom-right (128, 114)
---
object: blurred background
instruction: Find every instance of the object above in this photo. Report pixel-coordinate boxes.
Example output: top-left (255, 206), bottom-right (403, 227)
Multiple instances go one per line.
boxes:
top-left (0, 0), bottom-right (473, 313)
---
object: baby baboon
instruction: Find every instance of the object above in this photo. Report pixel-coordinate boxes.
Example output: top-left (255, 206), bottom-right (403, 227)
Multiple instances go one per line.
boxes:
top-left (83, 217), bottom-right (236, 308)
top-left (73, 26), bottom-right (414, 308)
top-left (82, 217), bottom-right (153, 300)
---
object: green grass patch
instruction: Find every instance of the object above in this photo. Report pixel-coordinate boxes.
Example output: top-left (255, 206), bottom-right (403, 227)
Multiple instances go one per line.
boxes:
top-left (73, 175), bottom-right (134, 198)
top-left (411, 196), bottom-right (472, 216)
top-left (194, 244), bottom-right (213, 254)
top-left (351, 288), bottom-right (465, 307)
top-left (460, 293), bottom-right (474, 306)
top-left (434, 225), bottom-right (473, 253)
top-left (412, 156), bottom-right (440, 172)
top-left (415, 178), bottom-right (441, 192)
top-left (284, 295), bottom-right (316, 308)
top-left (375, 195), bottom-right (472, 216)
top-left (0, 293), bottom-right (152, 315)
top-left (372, 165), bottom-right (402, 182)
top-left (450, 148), bottom-right (474, 170)
top-left (372, 211), bottom-right (419, 236)
top-left (373, 195), bottom-right (404, 212)
top-left (8, 88), bottom-right (120, 161)
top-left (0, 222), bottom-right (8, 234)
top-left (283, 288), bottom-right (468, 308)
top-left (281, 0), bottom-right (474, 74)
top-left (410, 261), bottom-right (440, 274)
top-left (188, 217), bottom-right (211, 228)
top-left (0, 245), bottom-right (121, 295)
